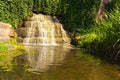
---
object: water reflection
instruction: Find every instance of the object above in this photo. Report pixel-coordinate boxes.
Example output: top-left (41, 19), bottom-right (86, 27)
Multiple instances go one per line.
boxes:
top-left (25, 46), bottom-right (69, 72)
top-left (0, 46), bottom-right (120, 80)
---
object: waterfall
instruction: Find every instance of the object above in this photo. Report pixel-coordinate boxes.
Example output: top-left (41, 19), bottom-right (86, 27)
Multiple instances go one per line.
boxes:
top-left (23, 13), bottom-right (70, 45)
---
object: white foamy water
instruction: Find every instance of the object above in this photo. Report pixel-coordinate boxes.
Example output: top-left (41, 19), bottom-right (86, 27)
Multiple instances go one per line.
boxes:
top-left (23, 14), bottom-right (70, 46)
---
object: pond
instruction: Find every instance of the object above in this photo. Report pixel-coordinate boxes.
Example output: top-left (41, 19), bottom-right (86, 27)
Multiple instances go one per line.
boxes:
top-left (0, 46), bottom-right (120, 80)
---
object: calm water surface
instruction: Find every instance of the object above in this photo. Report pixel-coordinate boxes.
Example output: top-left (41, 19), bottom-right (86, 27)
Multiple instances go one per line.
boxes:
top-left (0, 46), bottom-right (120, 80)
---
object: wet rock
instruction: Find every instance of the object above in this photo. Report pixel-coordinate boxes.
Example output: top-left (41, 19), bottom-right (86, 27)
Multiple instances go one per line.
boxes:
top-left (23, 21), bottom-right (32, 27)
top-left (16, 27), bottom-right (28, 38)
top-left (17, 37), bottom-right (23, 43)
top-left (0, 36), bottom-right (10, 42)
top-left (75, 36), bottom-right (81, 40)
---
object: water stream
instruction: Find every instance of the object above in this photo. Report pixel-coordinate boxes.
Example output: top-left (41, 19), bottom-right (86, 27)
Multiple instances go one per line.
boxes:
top-left (0, 13), bottom-right (119, 80)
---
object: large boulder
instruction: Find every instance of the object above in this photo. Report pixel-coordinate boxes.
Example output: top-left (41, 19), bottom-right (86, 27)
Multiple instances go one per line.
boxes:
top-left (0, 22), bottom-right (15, 42)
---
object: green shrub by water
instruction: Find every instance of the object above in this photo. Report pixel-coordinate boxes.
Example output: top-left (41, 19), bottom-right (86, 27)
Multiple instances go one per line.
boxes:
top-left (78, 6), bottom-right (120, 59)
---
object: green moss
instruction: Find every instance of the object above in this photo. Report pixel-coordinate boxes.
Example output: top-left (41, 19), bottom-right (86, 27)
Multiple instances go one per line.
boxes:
top-left (0, 42), bottom-right (9, 53)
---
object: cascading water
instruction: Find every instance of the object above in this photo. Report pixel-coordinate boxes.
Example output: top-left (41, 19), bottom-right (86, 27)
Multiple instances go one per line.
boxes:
top-left (21, 13), bottom-right (71, 72)
top-left (23, 13), bottom-right (70, 45)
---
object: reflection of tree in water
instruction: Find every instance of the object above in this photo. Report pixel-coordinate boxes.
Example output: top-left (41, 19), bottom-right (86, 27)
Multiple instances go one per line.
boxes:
top-left (0, 53), bottom-right (28, 80)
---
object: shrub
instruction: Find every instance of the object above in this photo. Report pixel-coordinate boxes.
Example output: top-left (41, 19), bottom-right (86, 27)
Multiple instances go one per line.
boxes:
top-left (0, 0), bottom-right (33, 28)
top-left (78, 33), bottom-right (97, 48)
top-left (96, 6), bottom-right (120, 58)
top-left (33, 0), bottom-right (100, 31)
top-left (78, 6), bottom-right (120, 59)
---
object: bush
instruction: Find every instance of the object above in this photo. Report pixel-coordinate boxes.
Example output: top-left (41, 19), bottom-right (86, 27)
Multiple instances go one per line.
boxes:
top-left (0, 0), bottom-right (100, 30)
top-left (96, 7), bottom-right (120, 58)
top-left (63, 0), bottom-right (100, 31)
top-left (0, 0), bottom-right (33, 28)
top-left (33, 0), bottom-right (100, 31)
top-left (78, 33), bottom-right (97, 48)
top-left (33, 0), bottom-right (69, 15)
top-left (78, 6), bottom-right (120, 59)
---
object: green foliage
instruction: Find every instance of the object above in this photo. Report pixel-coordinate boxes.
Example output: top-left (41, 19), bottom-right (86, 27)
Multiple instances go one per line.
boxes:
top-left (0, 0), bottom-right (33, 28)
top-left (96, 7), bottom-right (120, 58)
top-left (63, 0), bottom-right (100, 31)
top-left (105, 0), bottom-right (120, 11)
top-left (0, 0), bottom-right (100, 30)
top-left (0, 42), bottom-right (8, 53)
top-left (33, 0), bottom-right (100, 31)
top-left (78, 33), bottom-right (97, 48)
top-left (0, 38), bottom-right (24, 53)
top-left (78, 6), bottom-right (120, 59)
top-left (33, 0), bottom-right (69, 15)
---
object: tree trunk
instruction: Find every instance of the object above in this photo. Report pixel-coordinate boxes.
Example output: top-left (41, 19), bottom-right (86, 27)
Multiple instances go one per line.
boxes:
top-left (96, 0), bottom-right (111, 23)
